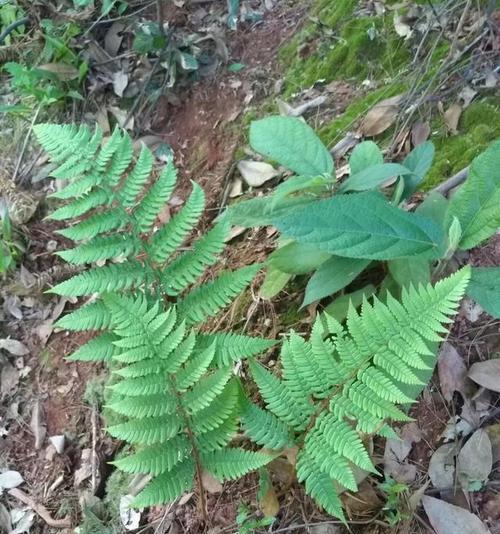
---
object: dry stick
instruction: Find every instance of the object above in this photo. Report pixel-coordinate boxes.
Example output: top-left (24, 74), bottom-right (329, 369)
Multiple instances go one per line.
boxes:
top-left (12, 104), bottom-right (41, 183)
top-left (446, 0), bottom-right (472, 62)
top-left (431, 166), bottom-right (469, 195)
top-left (8, 488), bottom-right (71, 529)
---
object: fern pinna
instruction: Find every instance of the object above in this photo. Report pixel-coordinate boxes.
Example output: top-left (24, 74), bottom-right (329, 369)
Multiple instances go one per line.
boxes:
top-left (243, 268), bottom-right (470, 521)
top-left (34, 123), bottom-right (275, 507)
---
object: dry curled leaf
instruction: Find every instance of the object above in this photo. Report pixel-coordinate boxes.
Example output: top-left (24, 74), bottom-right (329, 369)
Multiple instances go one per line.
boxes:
top-left (468, 360), bottom-right (500, 393)
top-left (359, 94), bottom-right (405, 137)
top-left (422, 495), bottom-right (490, 534)
top-left (428, 443), bottom-right (458, 490)
top-left (237, 160), bottom-right (279, 187)
top-left (458, 429), bottom-right (492, 490)
top-left (0, 339), bottom-right (29, 356)
top-left (438, 342), bottom-right (470, 402)
top-left (443, 103), bottom-right (462, 134)
top-left (411, 121), bottom-right (430, 146)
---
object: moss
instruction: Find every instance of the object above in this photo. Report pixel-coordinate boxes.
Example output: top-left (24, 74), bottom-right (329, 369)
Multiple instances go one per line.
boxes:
top-left (423, 99), bottom-right (500, 188)
top-left (280, 2), bottom-right (411, 95)
top-left (319, 82), bottom-right (407, 146)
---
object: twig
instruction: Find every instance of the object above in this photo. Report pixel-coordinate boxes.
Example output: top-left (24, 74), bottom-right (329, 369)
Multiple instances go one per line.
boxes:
top-left (123, 59), bottom-right (160, 130)
top-left (432, 167), bottom-right (468, 196)
top-left (12, 104), bottom-right (41, 183)
top-left (8, 488), bottom-right (71, 529)
top-left (157, 0), bottom-right (166, 35)
top-left (91, 402), bottom-right (98, 494)
top-left (0, 17), bottom-right (29, 44)
top-left (447, 0), bottom-right (472, 62)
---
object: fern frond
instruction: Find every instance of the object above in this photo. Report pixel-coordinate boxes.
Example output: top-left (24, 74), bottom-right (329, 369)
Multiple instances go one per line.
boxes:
top-left (177, 264), bottom-right (261, 325)
top-left (107, 414), bottom-right (181, 445)
top-left (49, 172), bottom-right (102, 199)
top-left (112, 435), bottom-right (192, 475)
top-left (49, 189), bottom-right (110, 221)
top-left (149, 183), bottom-right (205, 264)
top-left (196, 332), bottom-right (276, 367)
top-left (249, 268), bottom-right (470, 520)
top-left (162, 219), bottom-right (230, 296)
top-left (133, 161), bottom-right (177, 233)
top-left (56, 235), bottom-right (139, 265)
top-left (57, 209), bottom-right (124, 241)
top-left (50, 261), bottom-right (148, 296)
top-left (133, 458), bottom-right (195, 508)
top-left (66, 333), bottom-right (117, 361)
top-left (55, 301), bottom-right (112, 331)
top-left (119, 145), bottom-right (154, 207)
top-left (241, 399), bottom-right (294, 450)
top-left (201, 449), bottom-right (272, 482)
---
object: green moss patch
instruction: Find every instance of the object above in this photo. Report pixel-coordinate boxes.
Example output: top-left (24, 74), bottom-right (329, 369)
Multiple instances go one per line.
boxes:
top-left (423, 99), bottom-right (500, 188)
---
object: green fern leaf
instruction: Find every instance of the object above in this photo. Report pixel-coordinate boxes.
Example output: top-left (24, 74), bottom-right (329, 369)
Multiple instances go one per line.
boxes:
top-left (150, 183), bottom-right (205, 264)
top-left (107, 392), bottom-right (177, 418)
top-left (175, 343), bottom-right (216, 391)
top-left (201, 449), bottom-right (272, 482)
top-left (50, 261), bottom-right (147, 296)
top-left (162, 219), bottom-right (230, 296)
top-left (112, 435), bottom-right (191, 475)
top-left (57, 208), bottom-right (124, 241)
top-left (196, 332), bottom-right (276, 367)
top-left (107, 414), bottom-right (181, 445)
top-left (55, 301), bottom-right (112, 331)
top-left (56, 235), bottom-right (139, 265)
top-left (241, 399), bottom-right (294, 450)
top-left (195, 408), bottom-right (239, 452)
top-left (183, 367), bottom-right (233, 414)
top-left (49, 189), bottom-right (110, 221)
top-left (177, 264), bottom-right (261, 325)
top-left (119, 145), bottom-right (154, 207)
top-left (133, 161), bottom-right (177, 233)
top-left (66, 333), bottom-right (117, 361)
top-left (132, 458), bottom-right (195, 508)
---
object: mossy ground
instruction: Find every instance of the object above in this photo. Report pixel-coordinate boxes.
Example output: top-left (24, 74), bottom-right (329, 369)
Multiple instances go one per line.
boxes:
top-left (423, 98), bottom-right (500, 188)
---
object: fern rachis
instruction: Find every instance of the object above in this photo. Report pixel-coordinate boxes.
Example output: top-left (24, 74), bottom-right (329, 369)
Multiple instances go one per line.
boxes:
top-left (244, 268), bottom-right (470, 520)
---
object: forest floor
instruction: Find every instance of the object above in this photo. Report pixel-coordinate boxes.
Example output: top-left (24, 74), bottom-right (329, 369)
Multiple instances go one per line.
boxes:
top-left (0, 0), bottom-right (499, 533)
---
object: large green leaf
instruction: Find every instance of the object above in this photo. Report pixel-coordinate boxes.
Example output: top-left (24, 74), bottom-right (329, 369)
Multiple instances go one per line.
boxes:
top-left (259, 264), bottom-right (292, 299)
top-left (302, 256), bottom-right (370, 306)
top-left (249, 116), bottom-right (334, 177)
top-left (401, 142), bottom-right (435, 200)
top-left (339, 163), bottom-right (413, 193)
top-left (323, 284), bottom-right (376, 323)
top-left (273, 191), bottom-right (444, 260)
top-left (226, 195), bottom-right (313, 228)
top-left (269, 241), bottom-right (331, 275)
top-left (447, 140), bottom-right (500, 250)
top-left (349, 141), bottom-right (383, 176)
top-left (467, 267), bottom-right (500, 318)
top-left (388, 257), bottom-right (430, 289)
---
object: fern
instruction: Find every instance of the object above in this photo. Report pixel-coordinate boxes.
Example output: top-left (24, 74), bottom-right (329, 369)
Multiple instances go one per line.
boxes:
top-left (34, 122), bottom-right (267, 354)
top-left (245, 268), bottom-right (470, 520)
top-left (103, 293), bottom-right (271, 507)
top-left (35, 123), bottom-right (275, 510)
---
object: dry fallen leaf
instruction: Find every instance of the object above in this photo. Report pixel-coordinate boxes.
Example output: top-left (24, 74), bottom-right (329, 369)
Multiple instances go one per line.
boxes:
top-left (119, 495), bottom-right (141, 531)
top-left (457, 429), bottom-right (492, 490)
top-left (30, 400), bottom-right (46, 450)
top-left (0, 471), bottom-right (24, 492)
top-left (468, 360), bottom-right (500, 393)
top-left (411, 121), bottom-right (430, 146)
top-left (384, 423), bottom-right (421, 483)
top-left (438, 342), bottom-right (470, 402)
top-left (1, 362), bottom-right (19, 398)
top-left (359, 94), bottom-right (405, 137)
top-left (485, 423), bottom-right (500, 463)
top-left (112, 71), bottom-right (129, 98)
top-left (201, 470), bottom-right (223, 494)
top-left (428, 443), bottom-right (458, 490)
top-left (0, 339), bottom-right (29, 356)
top-left (393, 14), bottom-right (412, 37)
top-left (237, 160), bottom-right (279, 187)
top-left (443, 103), bottom-right (462, 134)
top-left (38, 63), bottom-right (79, 81)
top-left (422, 495), bottom-right (490, 534)
top-left (104, 22), bottom-right (125, 57)
top-left (259, 483), bottom-right (279, 517)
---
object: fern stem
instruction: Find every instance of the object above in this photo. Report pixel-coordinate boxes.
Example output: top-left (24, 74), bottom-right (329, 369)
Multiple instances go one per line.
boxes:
top-left (168, 375), bottom-right (208, 523)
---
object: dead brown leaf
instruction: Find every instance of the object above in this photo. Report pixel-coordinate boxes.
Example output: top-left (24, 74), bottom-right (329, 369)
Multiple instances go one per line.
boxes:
top-left (438, 342), bottom-right (471, 402)
top-left (422, 496), bottom-right (490, 534)
top-left (443, 103), bottom-right (462, 134)
top-left (201, 470), bottom-right (223, 494)
top-left (259, 484), bottom-right (279, 517)
top-left (457, 429), bottom-right (492, 489)
top-left (411, 121), bottom-right (430, 146)
top-left (38, 63), bottom-right (79, 81)
top-left (359, 94), bottom-right (405, 137)
top-left (468, 360), bottom-right (500, 393)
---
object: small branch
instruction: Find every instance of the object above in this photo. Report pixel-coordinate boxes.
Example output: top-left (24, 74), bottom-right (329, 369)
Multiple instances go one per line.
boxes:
top-left (0, 17), bottom-right (29, 45)
top-left (8, 488), bottom-right (71, 529)
top-left (157, 0), bottom-right (166, 35)
top-left (432, 167), bottom-right (468, 196)
top-left (12, 104), bottom-right (41, 183)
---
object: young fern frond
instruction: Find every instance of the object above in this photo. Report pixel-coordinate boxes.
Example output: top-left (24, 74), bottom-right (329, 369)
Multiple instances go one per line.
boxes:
top-left (35, 123), bottom-right (275, 509)
top-left (246, 268), bottom-right (470, 521)
top-left (103, 293), bottom-right (271, 507)
top-left (34, 122), bottom-right (267, 355)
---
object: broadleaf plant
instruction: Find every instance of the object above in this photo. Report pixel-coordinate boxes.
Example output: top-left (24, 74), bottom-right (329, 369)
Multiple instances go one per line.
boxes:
top-left (244, 268), bottom-right (470, 520)
top-left (34, 123), bottom-right (276, 508)
top-left (227, 116), bottom-right (500, 316)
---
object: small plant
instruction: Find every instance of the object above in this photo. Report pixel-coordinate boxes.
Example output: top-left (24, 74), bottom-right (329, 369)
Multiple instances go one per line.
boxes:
top-left (35, 123), bottom-right (276, 508)
top-left (0, 203), bottom-right (24, 274)
top-left (243, 268), bottom-right (470, 520)
top-left (236, 504), bottom-right (275, 534)
top-left (380, 476), bottom-right (411, 525)
top-left (228, 117), bottom-right (500, 318)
